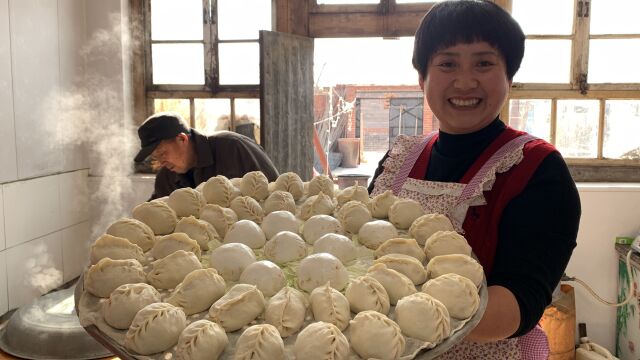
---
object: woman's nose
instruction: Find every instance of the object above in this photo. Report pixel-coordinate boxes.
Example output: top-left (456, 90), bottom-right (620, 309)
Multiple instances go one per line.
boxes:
top-left (453, 71), bottom-right (479, 90)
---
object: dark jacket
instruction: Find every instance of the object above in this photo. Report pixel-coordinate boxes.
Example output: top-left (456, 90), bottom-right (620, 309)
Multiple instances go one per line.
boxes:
top-left (150, 130), bottom-right (279, 200)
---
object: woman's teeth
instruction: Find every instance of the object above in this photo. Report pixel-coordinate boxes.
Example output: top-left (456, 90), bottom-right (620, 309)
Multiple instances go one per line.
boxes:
top-left (450, 98), bottom-right (480, 107)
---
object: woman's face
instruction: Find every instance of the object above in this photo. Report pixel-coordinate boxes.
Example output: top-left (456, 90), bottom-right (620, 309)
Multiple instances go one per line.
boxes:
top-left (420, 41), bottom-right (511, 134)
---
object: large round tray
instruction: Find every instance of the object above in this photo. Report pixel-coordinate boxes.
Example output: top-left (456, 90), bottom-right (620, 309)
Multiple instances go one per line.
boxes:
top-left (75, 262), bottom-right (487, 360)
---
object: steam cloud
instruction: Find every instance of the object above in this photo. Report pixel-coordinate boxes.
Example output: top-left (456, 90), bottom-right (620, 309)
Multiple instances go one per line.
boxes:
top-left (44, 12), bottom-right (138, 241)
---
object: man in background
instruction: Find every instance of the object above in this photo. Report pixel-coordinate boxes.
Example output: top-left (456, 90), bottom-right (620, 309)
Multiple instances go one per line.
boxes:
top-left (134, 112), bottom-right (279, 200)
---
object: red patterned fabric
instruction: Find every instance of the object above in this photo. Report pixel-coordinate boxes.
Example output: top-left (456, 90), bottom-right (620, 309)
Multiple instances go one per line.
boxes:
top-left (519, 325), bottom-right (551, 360)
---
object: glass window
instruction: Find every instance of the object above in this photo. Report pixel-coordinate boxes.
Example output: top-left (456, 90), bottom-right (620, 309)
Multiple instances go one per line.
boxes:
top-left (235, 99), bottom-right (261, 143)
top-left (194, 99), bottom-right (231, 135)
top-left (314, 37), bottom-right (416, 86)
top-left (514, 40), bottom-right (571, 83)
top-left (590, 0), bottom-right (640, 35)
top-left (152, 44), bottom-right (205, 85)
top-left (512, 0), bottom-right (573, 35)
top-left (218, 43), bottom-right (260, 85)
top-left (154, 99), bottom-right (191, 123)
top-left (508, 100), bottom-right (552, 142)
top-left (556, 100), bottom-right (600, 158)
top-left (588, 39), bottom-right (640, 83)
top-left (217, 0), bottom-right (271, 40)
top-left (150, 0), bottom-right (203, 40)
top-left (603, 100), bottom-right (640, 159)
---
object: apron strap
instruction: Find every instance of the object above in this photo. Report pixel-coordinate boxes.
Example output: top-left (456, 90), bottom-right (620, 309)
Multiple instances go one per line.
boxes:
top-left (456, 134), bottom-right (537, 205)
top-left (390, 132), bottom-right (438, 195)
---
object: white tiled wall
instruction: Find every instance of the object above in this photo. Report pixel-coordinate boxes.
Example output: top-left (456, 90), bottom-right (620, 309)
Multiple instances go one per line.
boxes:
top-left (61, 221), bottom-right (90, 283)
top-left (5, 231), bottom-right (64, 309)
top-left (0, 170), bottom-right (89, 312)
top-left (0, 0), bottom-right (124, 317)
top-left (9, 0), bottom-right (63, 179)
top-left (59, 169), bottom-right (90, 228)
top-left (0, 251), bottom-right (7, 315)
top-left (0, 0), bottom-right (17, 184)
top-left (3, 176), bottom-right (62, 249)
top-left (0, 187), bottom-right (4, 251)
top-left (58, 0), bottom-right (89, 173)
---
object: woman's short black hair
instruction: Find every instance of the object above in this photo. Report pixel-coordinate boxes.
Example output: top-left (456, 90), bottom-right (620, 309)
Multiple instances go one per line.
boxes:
top-left (412, 0), bottom-right (525, 81)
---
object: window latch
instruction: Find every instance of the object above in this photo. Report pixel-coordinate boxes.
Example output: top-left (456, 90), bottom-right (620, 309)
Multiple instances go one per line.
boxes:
top-left (579, 73), bottom-right (589, 95)
top-left (577, 1), bottom-right (590, 18)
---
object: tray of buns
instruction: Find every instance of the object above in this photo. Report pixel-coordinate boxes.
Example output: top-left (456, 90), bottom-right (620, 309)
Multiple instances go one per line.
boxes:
top-left (76, 171), bottom-right (487, 359)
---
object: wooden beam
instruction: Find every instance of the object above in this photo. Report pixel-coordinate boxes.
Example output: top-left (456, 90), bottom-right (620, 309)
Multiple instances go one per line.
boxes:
top-left (274, 0), bottom-right (309, 36)
top-left (309, 11), bottom-right (426, 38)
top-left (129, 0), bottom-right (147, 125)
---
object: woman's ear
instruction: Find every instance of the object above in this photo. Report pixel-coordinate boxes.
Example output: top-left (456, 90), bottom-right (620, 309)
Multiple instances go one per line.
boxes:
top-left (176, 132), bottom-right (189, 143)
top-left (418, 74), bottom-right (425, 91)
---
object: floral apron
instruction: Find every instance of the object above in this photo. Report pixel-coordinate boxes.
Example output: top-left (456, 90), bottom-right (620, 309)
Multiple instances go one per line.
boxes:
top-left (371, 132), bottom-right (550, 360)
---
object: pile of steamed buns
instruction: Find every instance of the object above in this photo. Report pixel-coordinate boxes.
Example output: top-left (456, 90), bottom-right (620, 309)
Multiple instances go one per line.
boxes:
top-left (83, 171), bottom-right (484, 360)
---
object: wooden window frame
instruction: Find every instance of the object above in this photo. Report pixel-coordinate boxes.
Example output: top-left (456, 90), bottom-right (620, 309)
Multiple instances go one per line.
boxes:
top-left (130, 0), bottom-right (262, 128)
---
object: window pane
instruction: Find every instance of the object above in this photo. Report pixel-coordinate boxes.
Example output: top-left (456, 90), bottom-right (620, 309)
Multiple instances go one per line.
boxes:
top-left (152, 44), bottom-right (204, 85)
top-left (194, 99), bottom-right (231, 135)
top-left (317, 0), bottom-right (379, 3)
top-left (218, 0), bottom-right (271, 40)
top-left (588, 40), bottom-right (640, 83)
top-left (154, 99), bottom-right (191, 123)
top-left (512, 0), bottom-right (573, 35)
top-left (151, 0), bottom-right (203, 41)
top-left (591, 0), bottom-right (640, 35)
top-left (556, 100), bottom-right (600, 158)
top-left (603, 100), bottom-right (640, 159)
top-left (218, 42), bottom-right (259, 85)
top-left (508, 100), bottom-right (551, 142)
top-left (235, 99), bottom-right (261, 144)
top-left (513, 40), bottom-right (571, 83)
top-left (314, 37), bottom-right (415, 86)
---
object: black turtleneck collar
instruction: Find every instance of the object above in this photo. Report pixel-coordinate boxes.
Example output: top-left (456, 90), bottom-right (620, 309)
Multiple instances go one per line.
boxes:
top-left (436, 118), bottom-right (506, 157)
top-left (427, 118), bottom-right (506, 182)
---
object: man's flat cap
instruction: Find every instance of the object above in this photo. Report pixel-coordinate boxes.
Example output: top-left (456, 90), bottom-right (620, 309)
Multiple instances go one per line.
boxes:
top-left (134, 112), bottom-right (190, 162)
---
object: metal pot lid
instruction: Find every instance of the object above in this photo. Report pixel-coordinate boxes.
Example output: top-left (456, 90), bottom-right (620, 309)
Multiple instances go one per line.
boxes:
top-left (0, 286), bottom-right (112, 360)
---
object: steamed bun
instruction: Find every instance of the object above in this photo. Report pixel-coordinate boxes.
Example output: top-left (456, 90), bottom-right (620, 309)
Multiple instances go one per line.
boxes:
top-left (202, 175), bottom-right (236, 207)
top-left (199, 204), bottom-right (237, 238)
top-left (409, 213), bottom-right (455, 246)
top-left (274, 172), bottom-right (304, 200)
top-left (240, 171), bottom-right (269, 201)
top-left (302, 214), bottom-right (342, 245)
top-left (167, 187), bottom-right (206, 218)
top-left (388, 199), bottom-right (424, 230)
top-left (132, 201), bottom-right (177, 235)
top-left (357, 220), bottom-right (398, 250)
top-left (307, 175), bottom-right (335, 198)
top-left (106, 218), bottom-right (155, 251)
top-left (262, 190), bottom-right (297, 215)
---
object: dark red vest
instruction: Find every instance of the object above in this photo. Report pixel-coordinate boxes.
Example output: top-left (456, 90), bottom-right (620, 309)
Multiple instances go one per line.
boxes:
top-left (408, 127), bottom-right (557, 275)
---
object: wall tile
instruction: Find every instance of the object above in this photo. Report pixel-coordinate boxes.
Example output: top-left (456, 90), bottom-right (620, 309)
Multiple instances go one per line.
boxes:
top-left (58, 0), bottom-right (89, 172)
top-left (3, 175), bottom-right (61, 248)
top-left (0, 187), bottom-right (4, 250)
top-left (61, 221), bottom-right (90, 283)
top-left (9, 0), bottom-right (62, 179)
top-left (59, 170), bottom-right (89, 227)
top-left (0, 251), bottom-right (7, 316)
top-left (0, 0), bottom-right (17, 183)
top-left (6, 232), bottom-right (63, 310)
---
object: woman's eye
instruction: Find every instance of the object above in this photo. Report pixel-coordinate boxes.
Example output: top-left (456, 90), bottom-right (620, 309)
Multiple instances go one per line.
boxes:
top-left (437, 61), bottom-right (455, 68)
top-left (477, 60), bottom-right (495, 67)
